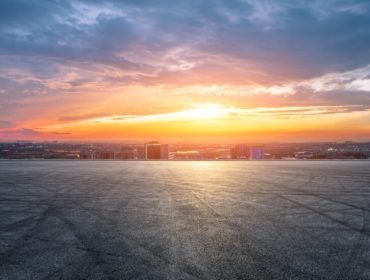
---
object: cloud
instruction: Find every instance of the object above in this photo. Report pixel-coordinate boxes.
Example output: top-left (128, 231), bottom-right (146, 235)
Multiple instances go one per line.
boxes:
top-left (1, 0), bottom-right (370, 91)
top-left (0, 120), bottom-right (13, 128)
top-left (60, 104), bottom-right (370, 125)
top-left (0, 127), bottom-right (72, 138)
top-left (0, 128), bottom-right (40, 136)
top-left (20, 128), bottom-right (40, 136)
top-left (243, 105), bottom-right (370, 119)
top-left (50, 131), bottom-right (71, 135)
top-left (1, 0), bottom-right (370, 136)
top-left (111, 116), bottom-right (135, 121)
top-left (58, 113), bottom-right (109, 122)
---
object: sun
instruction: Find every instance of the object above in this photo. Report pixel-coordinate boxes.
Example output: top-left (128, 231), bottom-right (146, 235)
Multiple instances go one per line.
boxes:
top-left (179, 103), bottom-right (229, 120)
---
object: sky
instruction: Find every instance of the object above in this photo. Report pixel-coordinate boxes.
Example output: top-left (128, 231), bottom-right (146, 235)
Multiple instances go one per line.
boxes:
top-left (1, 0), bottom-right (370, 142)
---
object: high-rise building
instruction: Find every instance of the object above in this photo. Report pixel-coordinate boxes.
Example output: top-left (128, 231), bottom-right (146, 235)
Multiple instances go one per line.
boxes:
top-left (294, 151), bottom-right (313, 159)
top-left (161, 144), bottom-right (169, 160)
top-left (250, 145), bottom-right (264, 160)
top-left (79, 150), bottom-right (95, 159)
top-left (136, 146), bottom-right (145, 160)
top-left (95, 150), bottom-right (115, 159)
top-left (231, 144), bottom-right (249, 159)
top-left (145, 142), bottom-right (162, 160)
top-left (144, 142), bottom-right (169, 160)
top-left (115, 147), bottom-right (134, 159)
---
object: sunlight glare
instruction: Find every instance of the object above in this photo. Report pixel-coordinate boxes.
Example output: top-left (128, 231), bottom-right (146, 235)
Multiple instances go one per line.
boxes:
top-left (180, 103), bottom-right (229, 120)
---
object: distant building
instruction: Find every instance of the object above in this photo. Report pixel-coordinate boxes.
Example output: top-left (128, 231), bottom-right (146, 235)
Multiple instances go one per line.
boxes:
top-left (79, 150), bottom-right (95, 159)
top-left (145, 142), bottom-right (161, 159)
top-left (136, 146), bottom-right (145, 160)
top-left (144, 142), bottom-right (170, 160)
top-left (294, 151), bottom-right (313, 159)
top-left (231, 144), bottom-right (249, 159)
top-left (161, 144), bottom-right (169, 160)
top-left (115, 147), bottom-right (134, 159)
top-left (171, 151), bottom-right (201, 160)
top-left (250, 145), bottom-right (264, 160)
top-left (95, 150), bottom-right (115, 159)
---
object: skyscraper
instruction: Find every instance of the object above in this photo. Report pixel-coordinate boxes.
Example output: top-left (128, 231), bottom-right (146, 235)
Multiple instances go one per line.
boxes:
top-left (136, 146), bottom-right (145, 160)
top-left (144, 142), bottom-right (169, 160)
top-left (231, 144), bottom-right (249, 159)
top-left (250, 145), bottom-right (264, 160)
top-left (115, 147), bottom-right (134, 159)
top-left (145, 142), bottom-right (162, 160)
top-left (161, 144), bottom-right (169, 160)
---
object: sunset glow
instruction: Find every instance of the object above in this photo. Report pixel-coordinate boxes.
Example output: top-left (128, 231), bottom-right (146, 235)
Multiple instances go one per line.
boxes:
top-left (1, 1), bottom-right (370, 142)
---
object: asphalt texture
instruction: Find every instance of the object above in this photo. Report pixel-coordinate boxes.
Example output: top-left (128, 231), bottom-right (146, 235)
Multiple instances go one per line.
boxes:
top-left (1, 160), bottom-right (370, 280)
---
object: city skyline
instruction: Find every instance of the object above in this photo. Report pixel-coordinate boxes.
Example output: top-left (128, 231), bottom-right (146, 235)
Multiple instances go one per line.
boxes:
top-left (1, 1), bottom-right (370, 142)
top-left (1, 140), bottom-right (369, 160)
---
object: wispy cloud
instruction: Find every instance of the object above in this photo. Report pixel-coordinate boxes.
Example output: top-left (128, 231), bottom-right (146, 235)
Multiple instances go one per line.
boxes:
top-left (0, 127), bottom-right (72, 139)
top-left (0, 120), bottom-right (13, 128)
top-left (58, 113), bottom-right (109, 122)
top-left (52, 104), bottom-right (370, 126)
top-left (0, 128), bottom-right (40, 136)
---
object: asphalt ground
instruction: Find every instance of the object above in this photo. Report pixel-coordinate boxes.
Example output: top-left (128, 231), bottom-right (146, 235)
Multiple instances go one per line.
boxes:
top-left (1, 161), bottom-right (370, 280)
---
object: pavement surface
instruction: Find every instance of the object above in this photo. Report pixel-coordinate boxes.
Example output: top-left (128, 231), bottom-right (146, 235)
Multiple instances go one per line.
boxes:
top-left (1, 160), bottom-right (370, 280)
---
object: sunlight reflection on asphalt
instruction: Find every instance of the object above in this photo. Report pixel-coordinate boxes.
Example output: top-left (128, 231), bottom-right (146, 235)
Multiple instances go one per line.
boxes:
top-left (1, 161), bottom-right (370, 280)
